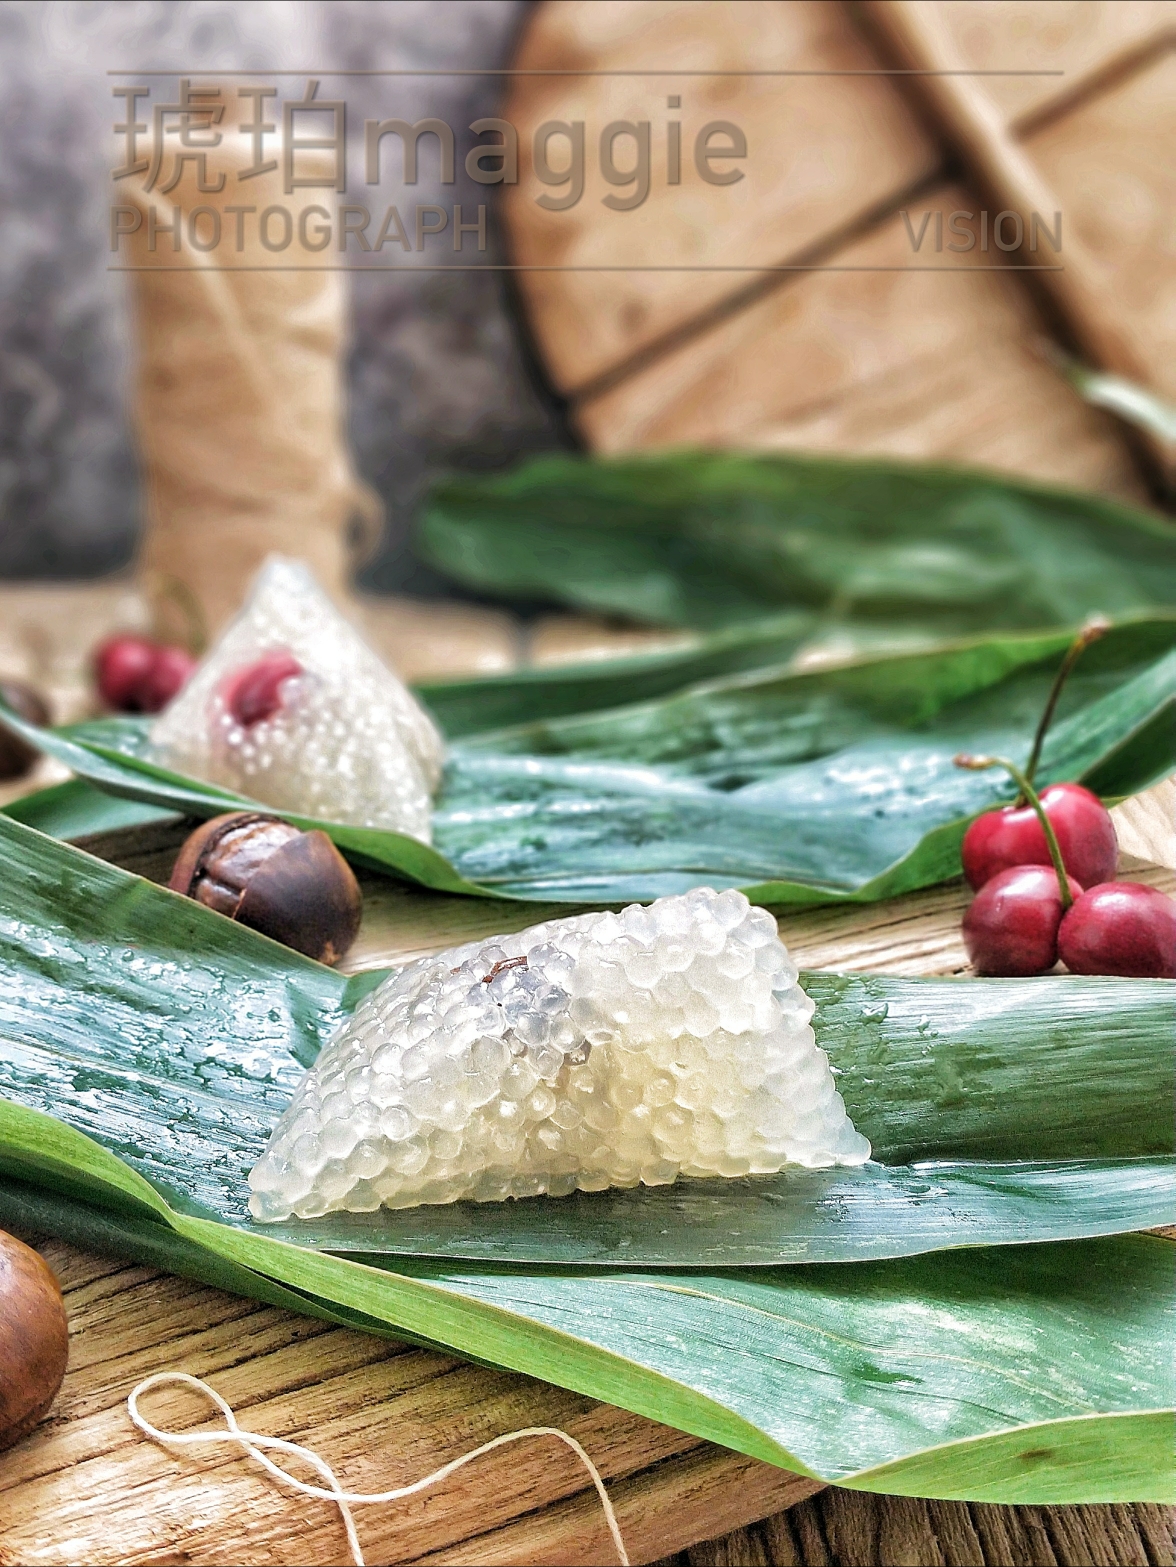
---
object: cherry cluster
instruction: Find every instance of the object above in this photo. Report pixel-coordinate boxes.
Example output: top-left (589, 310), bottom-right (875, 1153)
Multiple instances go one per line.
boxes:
top-left (956, 623), bottom-right (1175, 979)
top-left (95, 635), bottom-right (195, 715)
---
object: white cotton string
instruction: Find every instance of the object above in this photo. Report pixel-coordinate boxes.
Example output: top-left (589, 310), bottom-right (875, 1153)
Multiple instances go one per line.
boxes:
top-left (128, 1372), bottom-right (630, 1567)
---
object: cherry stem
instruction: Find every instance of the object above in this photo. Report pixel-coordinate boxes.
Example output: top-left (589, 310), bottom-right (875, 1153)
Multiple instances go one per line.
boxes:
top-left (1022, 616), bottom-right (1110, 792)
top-left (955, 752), bottom-right (1074, 910)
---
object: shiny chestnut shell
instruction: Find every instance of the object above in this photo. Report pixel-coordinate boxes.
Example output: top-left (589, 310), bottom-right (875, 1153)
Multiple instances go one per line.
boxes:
top-left (169, 812), bottom-right (362, 965)
top-left (0, 1229), bottom-right (69, 1451)
top-left (0, 680), bottom-right (50, 780)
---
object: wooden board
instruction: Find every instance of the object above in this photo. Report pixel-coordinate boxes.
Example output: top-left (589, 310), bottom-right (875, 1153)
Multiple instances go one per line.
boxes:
top-left (501, 0), bottom-right (937, 396)
top-left (664, 1490), bottom-right (1176, 1567)
top-left (1025, 44), bottom-right (1176, 401)
top-left (574, 180), bottom-right (1145, 495)
top-left (926, 1), bottom-right (1173, 125)
top-left (503, 0), bottom-right (1174, 500)
top-left (0, 1233), bottom-right (818, 1566)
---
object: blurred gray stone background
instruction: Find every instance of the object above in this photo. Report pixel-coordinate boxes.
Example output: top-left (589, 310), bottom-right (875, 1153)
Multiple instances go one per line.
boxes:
top-left (0, 0), bottom-right (569, 591)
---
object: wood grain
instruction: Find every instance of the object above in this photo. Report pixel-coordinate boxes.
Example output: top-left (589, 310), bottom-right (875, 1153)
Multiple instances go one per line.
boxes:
top-left (1113, 780), bottom-right (1176, 873)
top-left (0, 1239), bottom-right (816, 1567)
top-left (502, 0), bottom-right (937, 396)
top-left (860, 2), bottom-right (1174, 493)
top-left (1026, 44), bottom-right (1176, 402)
top-left (507, 0), bottom-right (1174, 505)
top-left (926, 0), bottom-right (1174, 126)
top-left (575, 182), bottom-right (1144, 499)
top-left (666, 1493), bottom-right (1175, 1567)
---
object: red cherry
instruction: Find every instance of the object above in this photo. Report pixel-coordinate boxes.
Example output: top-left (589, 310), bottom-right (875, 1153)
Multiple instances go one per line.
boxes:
top-left (962, 863), bottom-right (1084, 976)
top-left (95, 635), bottom-right (158, 711)
top-left (961, 783), bottom-right (1117, 892)
top-left (137, 645), bottom-right (196, 713)
top-left (95, 636), bottom-right (196, 713)
top-left (1058, 882), bottom-right (1176, 978)
top-left (223, 651), bottom-right (303, 728)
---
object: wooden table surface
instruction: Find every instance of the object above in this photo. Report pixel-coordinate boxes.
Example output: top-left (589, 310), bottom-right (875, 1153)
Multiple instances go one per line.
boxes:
top-left (0, 583), bottom-right (1173, 1567)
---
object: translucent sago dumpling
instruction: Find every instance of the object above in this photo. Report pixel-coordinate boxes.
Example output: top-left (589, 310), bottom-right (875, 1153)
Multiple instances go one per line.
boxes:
top-left (249, 888), bottom-right (870, 1220)
top-left (151, 558), bottom-right (444, 843)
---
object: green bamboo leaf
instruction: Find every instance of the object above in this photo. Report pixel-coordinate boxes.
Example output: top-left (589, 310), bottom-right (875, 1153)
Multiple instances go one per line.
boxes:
top-left (0, 706), bottom-right (492, 897)
top-left (0, 1164), bottom-right (1169, 1503)
top-left (0, 815), bottom-right (1172, 1500)
top-left (0, 810), bottom-right (1172, 1263)
top-left (415, 450), bottom-right (1176, 736)
top-left (419, 451), bottom-right (1176, 633)
top-left (0, 1180), bottom-right (415, 1340)
top-left (415, 613), bottom-right (813, 736)
top-left (375, 1240), bottom-right (1173, 1499)
top-left (5, 619), bottom-right (1176, 906)
top-left (436, 619), bottom-right (1176, 902)
top-left (3, 778), bottom-right (179, 839)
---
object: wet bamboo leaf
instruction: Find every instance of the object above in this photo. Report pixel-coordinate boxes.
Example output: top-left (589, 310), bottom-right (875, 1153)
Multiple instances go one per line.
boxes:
top-left (0, 815), bottom-right (1171, 1501)
top-left (5, 619), bottom-right (1176, 906)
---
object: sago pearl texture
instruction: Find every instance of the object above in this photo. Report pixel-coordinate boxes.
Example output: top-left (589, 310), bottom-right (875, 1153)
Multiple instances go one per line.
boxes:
top-left (150, 558), bottom-right (444, 843)
top-left (248, 888), bottom-right (870, 1219)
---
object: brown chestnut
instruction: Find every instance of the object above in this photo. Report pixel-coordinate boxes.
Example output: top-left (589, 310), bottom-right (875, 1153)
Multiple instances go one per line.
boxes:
top-left (0, 679), bottom-right (50, 781)
top-left (0, 1229), bottom-right (69, 1451)
top-left (169, 811), bottom-right (362, 965)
